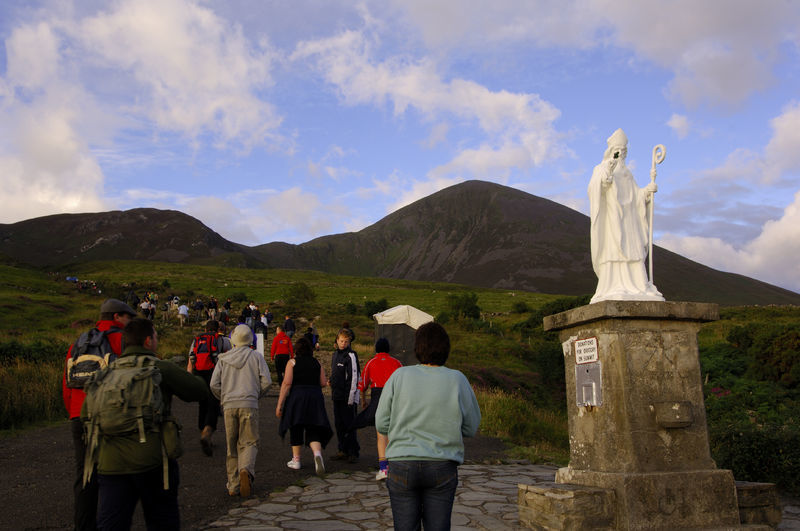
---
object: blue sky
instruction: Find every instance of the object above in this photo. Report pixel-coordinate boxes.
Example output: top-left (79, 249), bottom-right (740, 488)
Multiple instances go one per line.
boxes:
top-left (1, 0), bottom-right (799, 293)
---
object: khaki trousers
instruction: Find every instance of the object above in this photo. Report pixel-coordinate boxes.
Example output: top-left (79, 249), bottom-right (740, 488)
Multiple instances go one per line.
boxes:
top-left (223, 407), bottom-right (259, 493)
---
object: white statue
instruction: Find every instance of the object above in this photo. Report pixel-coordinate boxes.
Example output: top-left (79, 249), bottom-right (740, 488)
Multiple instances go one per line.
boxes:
top-left (588, 128), bottom-right (665, 303)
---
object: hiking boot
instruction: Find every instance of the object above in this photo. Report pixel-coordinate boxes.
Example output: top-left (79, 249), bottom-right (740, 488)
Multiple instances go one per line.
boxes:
top-left (314, 455), bottom-right (325, 476)
top-left (239, 470), bottom-right (252, 497)
top-left (375, 468), bottom-right (388, 481)
top-left (287, 459), bottom-right (301, 470)
top-left (330, 451), bottom-right (348, 461)
top-left (200, 426), bottom-right (213, 457)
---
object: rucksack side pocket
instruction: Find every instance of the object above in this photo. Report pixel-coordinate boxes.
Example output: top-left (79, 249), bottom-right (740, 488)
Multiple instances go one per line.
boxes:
top-left (161, 416), bottom-right (184, 459)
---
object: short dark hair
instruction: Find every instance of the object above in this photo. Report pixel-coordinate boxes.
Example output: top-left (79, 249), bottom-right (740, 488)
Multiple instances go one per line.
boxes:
top-left (414, 322), bottom-right (450, 366)
top-left (99, 312), bottom-right (116, 321)
top-left (375, 337), bottom-right (390, 353)
top-left (294, 337), bottom-right (313, 357)
top-left (205, 320), bottom-right (219, 332)
top-left (123, 318), bottom-right (155, 348)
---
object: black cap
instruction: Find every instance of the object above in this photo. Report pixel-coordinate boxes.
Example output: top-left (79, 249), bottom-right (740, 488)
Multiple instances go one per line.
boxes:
top-left (100, 298), bottom-right (137, 316)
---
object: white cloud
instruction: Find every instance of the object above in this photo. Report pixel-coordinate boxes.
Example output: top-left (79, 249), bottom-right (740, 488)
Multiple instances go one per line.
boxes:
top-left (77, 0), bottom-right (283, 150)
top-left (666, 114), bottom-right (690, 139)
top-left (763, 101), bottom-right (800, 183)
top-left (0, 0), bottom-right (288, 224)
top-left (182, 196), bottom-right (260, 244)
top-left (5, 21), bottom-right (60, 88)
top-left (292, 25), bottom-right (564, 183)
top-left (390, 0), bottom-right (800, 108)
top-left (259, 188), bottom-right (332, 240)
top-left (658, 190), bottom-right (800, 293)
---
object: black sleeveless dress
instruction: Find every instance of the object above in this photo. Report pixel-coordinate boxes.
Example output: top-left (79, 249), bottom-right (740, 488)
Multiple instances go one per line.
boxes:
top-left (278, 356), bottom-right (333, 447)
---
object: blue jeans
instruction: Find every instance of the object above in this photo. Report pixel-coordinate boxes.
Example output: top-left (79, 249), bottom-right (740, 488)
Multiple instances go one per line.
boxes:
top-left (386, 460), bottom-right (458, 531)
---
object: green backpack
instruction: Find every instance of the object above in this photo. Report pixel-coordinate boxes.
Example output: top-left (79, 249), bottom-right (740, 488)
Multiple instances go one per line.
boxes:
top-left (82, 355), bottom-right (181, 489)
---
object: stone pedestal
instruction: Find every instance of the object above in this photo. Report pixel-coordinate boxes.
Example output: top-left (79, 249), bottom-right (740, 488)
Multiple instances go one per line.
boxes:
top-left (538, 301), bottom-right (742, 529)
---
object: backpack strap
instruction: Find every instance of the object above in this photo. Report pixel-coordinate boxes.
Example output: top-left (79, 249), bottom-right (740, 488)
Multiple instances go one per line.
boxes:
top-left (161, 442), bottom-right (170, 490)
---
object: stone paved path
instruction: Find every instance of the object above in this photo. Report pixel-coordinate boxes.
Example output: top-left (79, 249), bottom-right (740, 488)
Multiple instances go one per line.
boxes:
top-left (202, 463), bottom-right (800, 530)
top-left (202, 463), bottom-right (557, 530)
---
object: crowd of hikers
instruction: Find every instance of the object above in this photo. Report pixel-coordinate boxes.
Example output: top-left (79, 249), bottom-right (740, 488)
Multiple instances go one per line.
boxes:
top-left (63, 297), bottom-right (481, 531)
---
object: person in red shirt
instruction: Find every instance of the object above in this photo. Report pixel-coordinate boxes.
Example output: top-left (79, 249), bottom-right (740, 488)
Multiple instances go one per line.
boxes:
top-left (270, 325), bottom-right (294, 386)
top-left (63, 298), bottom-right (136, 531)
top-left (351, 338), bottom-right (402, 480)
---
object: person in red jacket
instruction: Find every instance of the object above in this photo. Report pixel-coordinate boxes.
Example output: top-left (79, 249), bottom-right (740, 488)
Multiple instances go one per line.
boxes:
top-left (270, 325), bottom-right (294, 386)
top-left (63, 298), bottom-right (136, 531)
top-left (352, 338), bottom-right (402, 480)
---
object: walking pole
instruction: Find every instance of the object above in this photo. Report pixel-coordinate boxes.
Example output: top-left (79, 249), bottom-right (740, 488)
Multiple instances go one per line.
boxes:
top-left (649, 144), bottom-right (666, 284)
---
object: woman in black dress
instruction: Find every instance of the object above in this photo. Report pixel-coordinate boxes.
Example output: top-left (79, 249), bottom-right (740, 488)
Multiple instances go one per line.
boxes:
top-left (276, 336), bottom-right (333, 475)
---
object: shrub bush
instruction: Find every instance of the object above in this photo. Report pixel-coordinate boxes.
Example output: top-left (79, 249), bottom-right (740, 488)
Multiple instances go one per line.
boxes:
top-left (446, 292), bottom-right (480, 320)
top-left (512, 301), bottom-right (529, 313)
top-left (363, 298), bottom-right (389, 318)
top-left (709, 420), bottom-right (800, 495)
top-left (229, 291), bottom-right (248, 302)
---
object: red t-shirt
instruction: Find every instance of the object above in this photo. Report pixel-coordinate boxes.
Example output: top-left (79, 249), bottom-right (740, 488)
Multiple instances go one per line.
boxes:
top-left (62, 319), bottom-right (125, 419)
top-left (270, 332), bottom-right (294, 360)
top-left (358, 352), bottom-right (402, 391)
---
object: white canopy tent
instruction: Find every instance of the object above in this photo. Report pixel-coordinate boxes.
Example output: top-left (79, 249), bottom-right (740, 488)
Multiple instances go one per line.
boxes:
top-left (373, 305), bottom-right (434, 366)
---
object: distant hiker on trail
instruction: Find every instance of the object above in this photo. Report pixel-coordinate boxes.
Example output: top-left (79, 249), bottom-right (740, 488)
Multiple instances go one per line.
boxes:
top-left (351, 338), bottom-right (402, 481)
top-left (188, 320), bottom-right (228, 456)
top-left (193, 298), bottom-right (205, 322)
top-left (329, 328), bottom-right (360, 463)
top-left (83, 318), bottom-right (208, 530)
top-left (303, 326), bottom-right (320, 350)
top-left (277, 336), bottom-right (333, 476)
top-left (218, 322), bottom-right (232, 351)
top-left (178, 303), bottom-right (189, 327)
top-left (242, 302), bottom-right (254, 329)
top-left (270, 326), bottom-right (294, 386)
top-left (63, 298), bottom-right (135, 531)
top-left (264, 307), bottom-right (273, 327)
top-left (207, 296), bottom-right (218, 320)
top-left (284, 315), bottom-right (296, 338)
top-left (210, 324), bottom-right (272, 497)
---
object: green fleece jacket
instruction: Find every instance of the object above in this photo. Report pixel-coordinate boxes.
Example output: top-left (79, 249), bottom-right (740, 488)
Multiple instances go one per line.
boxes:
top-left (375, 364), bottom-right (481, 464)
top-left (83, 346), bottom-right (208, 475)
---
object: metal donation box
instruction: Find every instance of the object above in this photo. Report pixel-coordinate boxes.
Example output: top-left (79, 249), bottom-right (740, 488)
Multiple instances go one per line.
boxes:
top-left (574, 337), bottom-right (602, 407)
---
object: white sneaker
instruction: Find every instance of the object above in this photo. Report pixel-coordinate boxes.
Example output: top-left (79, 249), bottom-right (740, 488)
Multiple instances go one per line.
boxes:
top-left (287, 459), bottom-right (301, 470)
top-left (375, 468), bottom-right (388, 481)
top-left (314, 455), bottom-right (325, 476)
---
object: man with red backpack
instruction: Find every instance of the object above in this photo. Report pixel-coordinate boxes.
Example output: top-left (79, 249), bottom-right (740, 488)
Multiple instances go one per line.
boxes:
top-left (188, 319), bottom-right (228, 455)
top-left (63, 298), bottom-right (136, 531)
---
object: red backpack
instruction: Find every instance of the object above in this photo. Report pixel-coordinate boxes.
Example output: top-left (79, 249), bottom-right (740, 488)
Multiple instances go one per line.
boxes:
top-left (192, 333), bottom-right (220, 371)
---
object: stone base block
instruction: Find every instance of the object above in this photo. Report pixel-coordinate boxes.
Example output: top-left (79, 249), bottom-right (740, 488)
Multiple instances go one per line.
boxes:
top-left (518, 482), bottom-right (616, 530)
top-left (735, 481), bottom-right (782, 528)
top-left (556, 467), bottom-right (740, 530)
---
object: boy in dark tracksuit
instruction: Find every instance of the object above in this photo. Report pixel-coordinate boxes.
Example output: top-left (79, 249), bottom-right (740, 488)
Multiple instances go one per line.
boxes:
top-left (329, 329), bottom-right (360, 462)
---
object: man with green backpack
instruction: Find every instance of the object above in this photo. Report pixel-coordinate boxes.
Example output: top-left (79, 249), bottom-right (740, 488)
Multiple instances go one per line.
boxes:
top-left (64, 297), bottom-right (136, 531)
top-left (81, 318), bottom-right (208, 530)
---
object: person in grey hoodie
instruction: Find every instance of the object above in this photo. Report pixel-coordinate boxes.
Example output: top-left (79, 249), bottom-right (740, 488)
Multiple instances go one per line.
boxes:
top-left (210, 324), bottom-right (272, 497)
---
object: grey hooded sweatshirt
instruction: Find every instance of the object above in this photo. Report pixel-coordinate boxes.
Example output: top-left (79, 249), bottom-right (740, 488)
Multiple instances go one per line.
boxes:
top-left (209, 345), bottom-right (272, 409)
